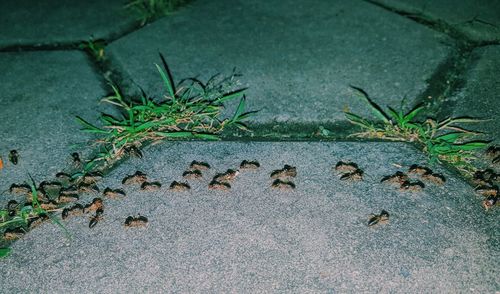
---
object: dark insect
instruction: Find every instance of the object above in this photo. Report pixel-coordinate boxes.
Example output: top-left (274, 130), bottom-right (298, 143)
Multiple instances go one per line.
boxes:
top-left (271, 179), bottom-right (296, 190)
top-left (71, 152), bottom-right (81, 165)
top-left (482, 195), bottom-right (498, 211)
top-left (475, 185), bottom-right (498, 197)
top-left (240, 160), bottom-right (260, 170)
top-left (400, 180), bottom-right (425, 192)
top-left (408, 164), bottom-right (432, 176)
top-left (141, 181), bottom-right (162, 191)
top-left (485, 145), bottom-right (500, 158)
top-left (58, 193), bottom-right (80, 203)
top-left (270, 165), bottom-right (297, 179)
top-left (7, 200), bottom-right (19, 217)
top-left (9, 150), bottom-right (19, 165)
top-left (169, 181), bottom-right (191, 192)
top-left (340, 169), bottom-right (364, 181)
top-left (103, 187), bottom-right (126, 199)
top-left (84, 198), bottom-right (104, 213)
top-left (189, 161), bottom-right (211, 171)
top-left (81, 171), bottom-right (103, 184)
top-left (334, 161), bottom-right (358, 173)
top-left (208, 180), bottom-right (231, 191)
top-left (182, 170), bottom-right (203, 180)
top-left (78, 183), bottom-right (100, 194)
top-left (213, 169), bottom-right (239, 183)
top-left (62, 204), bottom-right (84, 220)
top-left (89, 208), bottom-right (104, 229)
top-left (28, 214), bottom-right (49, 229)
top-left (9, 183), bottom-right (31, 195)
top-left (122, 171), bottom-right (148, 185)
top-left (39, 200), bottom-right (59, 210)
top-left (124, 215), bottom-right (148, 227)
top-left (421, 172), bottom-right (446, 185)
top-left (3, 227), bottom-right (25, 240)
top-left (493, 156), bottom-right (500, 164)
top-left (55, 172), bottom-right (71, 181)
top-left (368, 210), bottom-right (390, 227)
top-left (125, 146), bottom-right (143, 159)
top-left (380, 171), bottom-right (409, 185)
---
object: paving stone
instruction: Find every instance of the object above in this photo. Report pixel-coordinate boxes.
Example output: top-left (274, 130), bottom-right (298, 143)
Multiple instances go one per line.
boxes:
top-left (0, 51), bottom-right (109, 200)
top-left (0, 0), bottom-right (137, 48)
top-left (1, 142), bottom-right (497, 292)
top-left (450, 45), bottom-right (500, 143)
top-left (370, 0), bottom-right (500, 43)
top-left (108, 0), bottom-right (453, 126)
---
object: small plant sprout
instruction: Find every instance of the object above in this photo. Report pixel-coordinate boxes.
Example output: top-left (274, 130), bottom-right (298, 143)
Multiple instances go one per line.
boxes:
top-left (79, 37), bottom-right (106, 61)
top-left (76, 54), bottom-right (254, 167)
top-left (344, 86), bottom-right (488, 171)
top-left (124, 0), bottom-right (189, 25)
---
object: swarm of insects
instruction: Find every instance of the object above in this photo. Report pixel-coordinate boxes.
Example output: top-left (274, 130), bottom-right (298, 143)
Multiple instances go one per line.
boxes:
top-left (84, 198), bottom-right (104, 213)
top-left (368, 210), bottom-right (390, 227)
top-left (9, 183), bottom-right (31, 195)
top-left (3, 227), bottom-right (25, 240)
top-left (473, 169), bottom-right (498, 186)
top-left (240, 160), bottom-right (260, 170)
top-left (58, 193), bottom-right (80, 203)
top-left (124, 215), bottom-right (148, 227)
top-left (213, 169), bottom-right (240, 183)
top-left (78, 183), bottom-right (100, 194)
top-left (122, 171), bottom-right (148, 185)
top-left (169, 181), bottom-right (190, 192)
top-left (81, 172), bottom-right (103, 185)
top-left (28, 214), bottom-right (49, 230)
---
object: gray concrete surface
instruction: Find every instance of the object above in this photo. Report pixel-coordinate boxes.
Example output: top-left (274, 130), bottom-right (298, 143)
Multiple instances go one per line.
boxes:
top-left (451, 45), bottom-right (500, 143)
top-left (1, 142), bottom-right (498, 292)
top-left (107, 0), bottom-right (453, 125)
top-left (0, 51), bottom-right (108, 193)
top-left (0, 0), bottom-right (499, 292)
top-left (0, 0), bottom-right (137, 48)
top-left (370, 0), bottom-right (500, 42)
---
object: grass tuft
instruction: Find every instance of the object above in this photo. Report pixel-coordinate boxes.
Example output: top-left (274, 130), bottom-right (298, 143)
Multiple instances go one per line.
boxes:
top-left (124, 0), bottom-right (190, 25)
top-left (76, 54), bottom-right (254, 169)
top-left (344, 86), bottom-right (488, 172)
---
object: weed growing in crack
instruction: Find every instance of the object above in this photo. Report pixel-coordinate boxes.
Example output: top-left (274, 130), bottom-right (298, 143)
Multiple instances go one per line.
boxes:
top-left (76, 54), bottom-right (253, 170)
top-left (344, 86), bottom-right (488, 172)
top-left (124, 0), bottom-right (190, 25)
top-left (79, 37), bottom-right (106, 62)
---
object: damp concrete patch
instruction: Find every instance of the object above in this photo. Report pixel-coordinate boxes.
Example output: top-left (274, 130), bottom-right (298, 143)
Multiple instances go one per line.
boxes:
top-left (0, 51), bottom-right (110, 201)
top-left (0, 0), bottom-right (137, 48)
top-left (1, 142), bottom-right (497, 292)
top-left (369, 0), bottom-right (500, 43)
top-left (107, 0), bottom-right (453, 126)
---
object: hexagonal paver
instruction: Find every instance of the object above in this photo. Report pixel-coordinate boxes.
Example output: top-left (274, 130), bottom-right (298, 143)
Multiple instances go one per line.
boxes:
top-left (0, 51), bottom-right (110, 195)
top-left (108, 0), bottom-right (453, 126)
top-left (369, 0), bottom-right (500, 42)
top-left (450, 45), bottom-right (500, 143)
top-left (1, 142), bottom-right (497, 292)
top-left (0, 0), bottom-right (137, 49)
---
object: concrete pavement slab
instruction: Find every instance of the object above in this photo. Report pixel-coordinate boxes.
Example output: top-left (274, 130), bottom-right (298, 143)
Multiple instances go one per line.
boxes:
top-left (0, 0), bottom-right (137, 49)
top-left (1, 142), bottom-right (497, 292)
top-left (108, 0), bottom-right (453, 127)
top-left (450, 45), bottom-right (500, 143)
top-left (0, 51), bottom-right (109, 199)
top-left (369, 0), bottom-right (500, 43)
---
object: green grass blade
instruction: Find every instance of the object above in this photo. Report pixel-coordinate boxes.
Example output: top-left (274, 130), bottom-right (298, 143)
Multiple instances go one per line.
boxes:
top-left (231, 97), bottom-right (246, 122)
top-left (158, 53), bottom-right (176, 99)
top-left (349, 85), bottom-right (390, 123)
top-left (76, 116), bottom-right (109, 134)
top-left (155, 131), bottom-right (194, 138)
top-left (214, 89), bottom-right (246, 104)
top-left (0, 248), bottom-right (12, 258)
top-left (193, 133), bottom-right (220, 140)
top-left (403, 105), bottom-right (424, 122)
top-left (434, 132), bottom-right (462, 143)
top-left (344, 112), bottom-right (375, 130)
